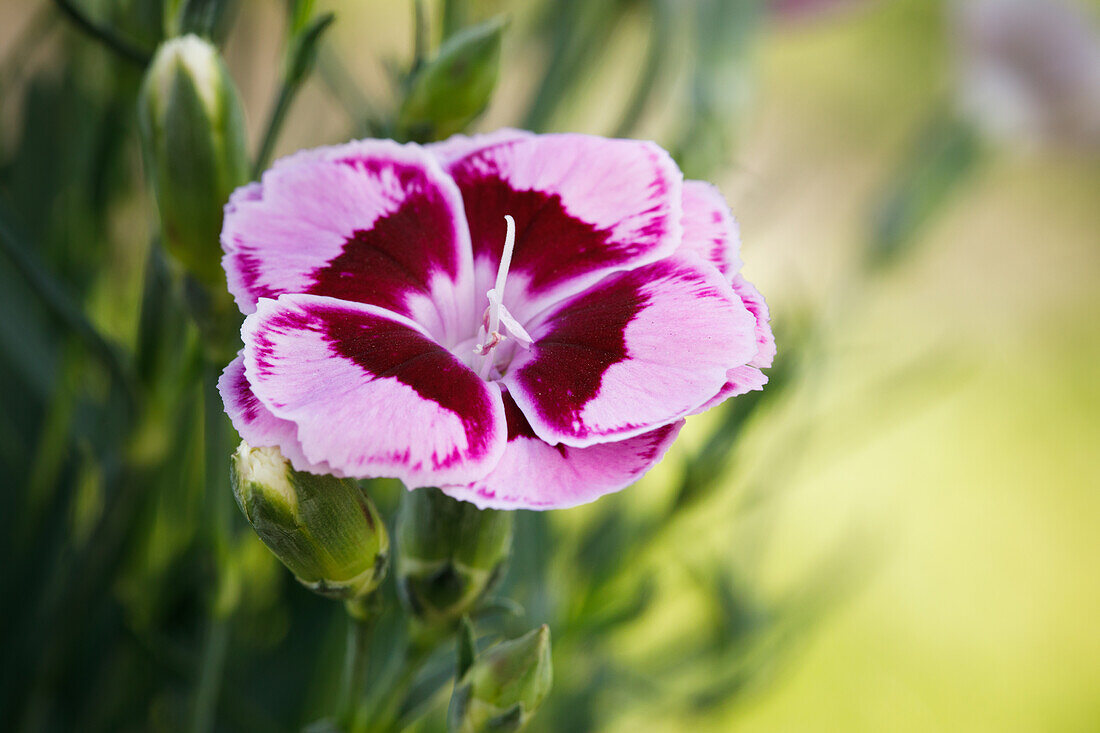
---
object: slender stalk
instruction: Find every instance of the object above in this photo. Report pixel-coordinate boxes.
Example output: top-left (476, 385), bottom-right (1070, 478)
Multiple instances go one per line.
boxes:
top-left (412, 0), bottom-right (430, 75)
top-left (317, 47), bottom-right (383, 137)
top-left (337, 611), bottom-right (375, 730)
top-left (50, 0), bottom-right (152, 66)
top-left (253, 13), bottom-right (335, 176)
top-left (440, 0), bottom-right (465, 41)
top-left (612, 0), bottom-right (672, 138)
top-left (253, 82), bottom-right (295, 178)
top-left (191, 617), bottom-right (231, 733)
top-left (190, 360), bottom-right (236, 733)
top-left (393, 680), bottom-right (451, 732)
top-left (364, 639), bottom-right (433, 733)
top-left (522, 0), bottom-right (621, 132)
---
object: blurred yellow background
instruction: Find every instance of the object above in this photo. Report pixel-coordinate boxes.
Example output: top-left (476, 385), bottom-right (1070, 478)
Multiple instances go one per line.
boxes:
top-left (712, 4), bottom-right (1100, 731)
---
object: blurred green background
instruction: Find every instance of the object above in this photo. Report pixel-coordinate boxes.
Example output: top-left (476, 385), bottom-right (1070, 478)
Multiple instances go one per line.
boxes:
top-left (2, 0), bottom-right (1099, 731)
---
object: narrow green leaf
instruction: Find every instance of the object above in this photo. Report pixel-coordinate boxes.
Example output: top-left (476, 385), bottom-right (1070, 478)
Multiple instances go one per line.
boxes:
top-left (457, 616), bottom-right (477, 679)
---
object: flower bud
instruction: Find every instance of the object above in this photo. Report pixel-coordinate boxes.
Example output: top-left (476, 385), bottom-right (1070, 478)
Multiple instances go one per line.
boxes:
top-left (396, 487), bottom-right (513, 626)
top-left (231, 442), bottom-right (388, 600)
top-left (398, 17), bottom-right (506, 142)
top-left (448, 625), bottom-right (553, 733)
top-left (139, 35), bottom-right (249, 288)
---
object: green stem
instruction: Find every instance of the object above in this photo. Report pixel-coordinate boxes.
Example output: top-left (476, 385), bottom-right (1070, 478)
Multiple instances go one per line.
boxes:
top-left (440, 0), bottom-right (465, 41)
top-left (190, 616), bottom-right (231, 733)
top-left (50, 0), bottom-right (152, 66)
top-left (359, 637), bottom-right (433, 733)
top-left (393, 681), bottom-right (451, 732)
top-left (253, 82), bottom-right (295, 178)
top-left (412, 0), bottom-right (429, 75)
top-left (319, 48), bottom-right (382, 137)
top-left (612, 0), bottom-right (671, 138)
top-left (190, 360), bottom-right (236, 733)
top-left (522, 0), bottom-right (620, 132)
top-left (317, 48), bottom-right (383, 137)
top-left (254, 13), bottom-right (335, 177)
top-left (337, 609), bottom-right (375, 730)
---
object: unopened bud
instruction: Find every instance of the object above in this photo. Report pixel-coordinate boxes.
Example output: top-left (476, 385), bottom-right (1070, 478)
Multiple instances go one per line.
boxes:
top-left (448, 625), bottom-right (553, 733)
top-left (396, 487), bottom-right (512, 626)
top-left (139, 35), bottom-right (249, 288)
top-left (398, 17), bottom-right (506, 142)
top-left (231, 442), bottom-right (388, 600)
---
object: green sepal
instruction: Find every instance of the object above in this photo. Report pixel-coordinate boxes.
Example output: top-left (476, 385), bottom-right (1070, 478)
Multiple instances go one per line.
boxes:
top-left (485, 703), bottom-right (525, 732)
top-left (231, 443), bottom-right (389, 601)
top-left (398, 16), bottom-right (506, 142)
top-left (396, 487), bottom-right (513, 625)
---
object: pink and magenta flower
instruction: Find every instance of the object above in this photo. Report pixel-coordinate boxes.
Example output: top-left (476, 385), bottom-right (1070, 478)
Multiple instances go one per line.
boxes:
top-left (218, 130), bottom-right (774, 510)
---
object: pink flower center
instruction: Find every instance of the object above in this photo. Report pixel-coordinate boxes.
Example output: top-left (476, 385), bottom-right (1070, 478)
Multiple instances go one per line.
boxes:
top-left (474, 215), bottom-right (531, 380)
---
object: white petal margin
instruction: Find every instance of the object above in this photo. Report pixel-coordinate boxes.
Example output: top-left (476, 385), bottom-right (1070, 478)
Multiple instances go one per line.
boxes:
top-left (442, 393), bottom-right (685, 510)
top-left (218, 354), bottom-right (336, 475)
top-left (679, 180), bottom-right (744, 279)
top-left (242, 294), bottom-right (507, 488)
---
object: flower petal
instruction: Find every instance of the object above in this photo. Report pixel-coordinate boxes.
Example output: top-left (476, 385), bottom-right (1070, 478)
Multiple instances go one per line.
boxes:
top-left (442, 391), bottom-right (683, 510)
top-left (242, 294), bottom-right (506, 487)
top-left (218, 353), bottom-right (333, 474)
top-left (222, 140), bottom-right (475, 345)
top-left (691, 364), bottom-right (769, 414)
top-left (503, 253), bottom-right (757, 447)
top-left (439, 133), bottom-right (684, 321)
top-left (731, 275), bottom-right (776, 368)
top-left (679, 180), bottom-right (744, 279)
top-left (426, 127), bottom-right (533, 167)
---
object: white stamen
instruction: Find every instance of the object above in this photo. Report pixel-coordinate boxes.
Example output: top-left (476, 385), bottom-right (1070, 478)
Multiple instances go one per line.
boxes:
top-left (486, 215), bottom-right (516, 339)
top-left (476, 215), bottom-right (522, 379)
top-left (497, 305), bottom-right (532, 348)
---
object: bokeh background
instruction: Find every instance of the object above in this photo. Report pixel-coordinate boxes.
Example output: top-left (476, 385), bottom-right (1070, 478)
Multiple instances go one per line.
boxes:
top-left (2, 0), bottom-right (1099, 731)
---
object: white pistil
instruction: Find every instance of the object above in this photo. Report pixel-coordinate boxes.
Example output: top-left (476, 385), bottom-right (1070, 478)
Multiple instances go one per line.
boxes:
top-left (475, 215), bottom-right (530, 380)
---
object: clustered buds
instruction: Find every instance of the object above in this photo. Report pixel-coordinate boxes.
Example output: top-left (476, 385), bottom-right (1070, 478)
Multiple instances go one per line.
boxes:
top-left (231, 442), bottom-right (388, 601)
top-left (448, 625), bottom-right (553, 733)
top-left (396, 487), bottom-right (513, 627)
top-left (138, 34), bottom-right (249, 289)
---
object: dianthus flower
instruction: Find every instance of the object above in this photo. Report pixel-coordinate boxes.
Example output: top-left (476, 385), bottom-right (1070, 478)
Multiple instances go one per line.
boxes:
top-left (219, 130), bottom-right (774, 509)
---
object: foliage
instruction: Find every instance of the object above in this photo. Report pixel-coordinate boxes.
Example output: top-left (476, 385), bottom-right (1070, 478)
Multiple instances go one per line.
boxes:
top-left (0, 1), bottom-right (967, 730)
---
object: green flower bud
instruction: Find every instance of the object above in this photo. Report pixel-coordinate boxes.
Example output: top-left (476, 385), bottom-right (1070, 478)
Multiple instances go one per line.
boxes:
top-left (398, 16), bottom-right (506, 142)
top-left (231, 442), bottom-right (388, 600)
top-left (139, 35), bottom-right (249, 288)
top-left (396, 488), bottom-right (513, 626)
top-left (448, 625), bottom-right (553, 733)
